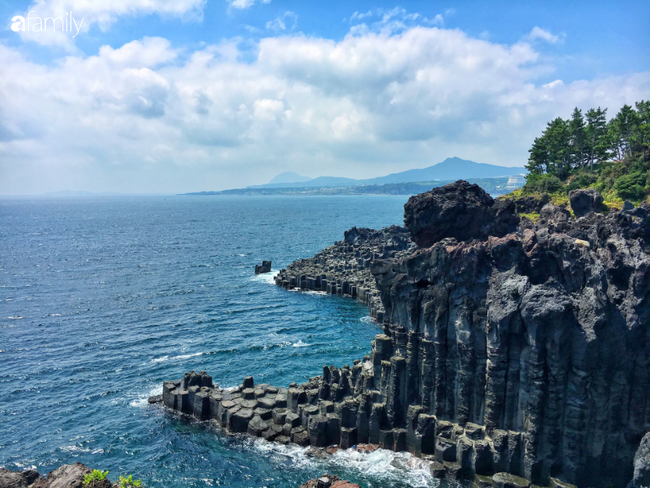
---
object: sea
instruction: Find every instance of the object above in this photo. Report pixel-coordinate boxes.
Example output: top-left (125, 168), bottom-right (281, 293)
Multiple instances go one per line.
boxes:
top-left (0, 195), bottom-right (441, 488)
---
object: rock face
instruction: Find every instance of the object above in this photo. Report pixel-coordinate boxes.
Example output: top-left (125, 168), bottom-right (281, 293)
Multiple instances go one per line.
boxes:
top-left (255, 261), bottom-right (272, 274)
top-left (273, 225), bottom-right (414, 323)
top-left (568, 188), bottom-right (606, 217)
top-left (374, 184), bottom-right (650, 487)
top-left (0, 468), bottom-right (41, 488)
top-left (0, 464), bottom-right (112, 488)
top-left (634, 433), bottom-right (650, 487)
top-left (299, 474), bottom-right (360, 488)
top-left (163, 181), bottom-right (650, 488)
top-left (403, 180), bottom-right (519, 247)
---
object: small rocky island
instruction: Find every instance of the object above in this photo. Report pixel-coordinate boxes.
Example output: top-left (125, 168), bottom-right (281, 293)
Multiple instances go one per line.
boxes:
top-left (159, 181), bottom-right (650, 488)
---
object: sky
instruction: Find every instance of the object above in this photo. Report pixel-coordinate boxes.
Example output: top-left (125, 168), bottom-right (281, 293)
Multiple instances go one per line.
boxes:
top-left (0, 0), bottom-right (648, 194)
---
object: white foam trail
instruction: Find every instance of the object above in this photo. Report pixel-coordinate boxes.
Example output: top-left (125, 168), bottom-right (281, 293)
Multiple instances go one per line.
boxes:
top-left (151, 352), bottom-right (203, 363)
top-left (251, 270), bottom-right (279, 285)
top-left (249, 439), bottom-right (436, 487)
top-left (129, 385), bottom-right (163, 408)
top-left (360, 316), bottom-right (375, 324)
top-left (292, 340), bottom-right (311, 348)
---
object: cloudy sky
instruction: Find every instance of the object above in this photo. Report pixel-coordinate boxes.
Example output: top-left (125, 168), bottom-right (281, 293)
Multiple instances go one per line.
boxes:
top-left (0, 0), bottom-right (648, 194)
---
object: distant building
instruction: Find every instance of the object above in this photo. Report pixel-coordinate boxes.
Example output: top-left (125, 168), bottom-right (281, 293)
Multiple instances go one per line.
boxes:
top-left (506, 174), bottom-right (526, 190)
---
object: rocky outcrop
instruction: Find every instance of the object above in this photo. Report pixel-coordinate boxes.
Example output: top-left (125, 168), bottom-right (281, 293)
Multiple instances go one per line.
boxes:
top-left (273, 225), bottom-right (414, 323)
top-left (403, 180), bottom-right (519, 247)
top-left (634, 433), bottom-right (650, 487)
top-left (568, 188), bottom-right (606, 217)
top-left (0, 468), bottom-right (41, 488)
top-left (0, 464), bottom-right (113, 488)
top-left (299, 474), bottom-right (360, 488)
top-left (162, 181), bottom-right (650, 488)
top-left (255, 261), bottom-right (272, 274)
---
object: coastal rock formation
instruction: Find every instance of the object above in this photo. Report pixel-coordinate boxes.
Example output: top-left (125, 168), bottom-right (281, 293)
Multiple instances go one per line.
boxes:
top-left (273, 225), bottom-right (414, 323)
top-left (162, 181), bottom-right (650, 488)
top-left (0, 467), bottom-right (41, 488)
top-left (634, 433), bottom-right (650, 487)
top-left (0, 464), bottom-right (112, 488)
top-left (299, 474), bottom-right (360, 488)
top-left (255, 261), bottom-right (272, 274)
top-left (403, 180), bottom-right (519, 247)
top-left (568, 188), bottom-right (606, 217)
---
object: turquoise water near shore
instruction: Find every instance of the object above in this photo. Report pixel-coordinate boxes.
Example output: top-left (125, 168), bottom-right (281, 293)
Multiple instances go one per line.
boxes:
top-left (0, 195), bottom-right (440, 488)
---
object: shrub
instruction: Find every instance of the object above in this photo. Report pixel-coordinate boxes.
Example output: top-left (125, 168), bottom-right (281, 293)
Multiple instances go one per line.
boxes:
top-left (118, 475), bottom-right (142, 488)
top-left (565, 172), bottom-right (598, 192)
top-left (83, 470), bottom-right (109, 486)
top-left (614, 172), bottom-right (646, 200)
top-left (523, 173), bottom-right (564, 194)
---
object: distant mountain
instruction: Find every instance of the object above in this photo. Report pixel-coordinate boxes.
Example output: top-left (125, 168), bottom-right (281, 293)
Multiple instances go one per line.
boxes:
top-left (268, 172), bottom-right (313, 184)
top-left (251, 158), bottom-right (525, 189)
top-left (363, 157), bottom-right (526, 185)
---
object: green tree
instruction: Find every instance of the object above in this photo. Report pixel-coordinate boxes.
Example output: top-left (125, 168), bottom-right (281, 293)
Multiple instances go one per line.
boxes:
top-left (584, 107), bottom-right (609, 169)
top-left (608, 104), bottom-right (637, 161)
top-left (526, 117), bottom-right (571, 177)
top-left (568, 107), bottom-right (586, 170)
top-left (631, 100), bottom-right (650, 160)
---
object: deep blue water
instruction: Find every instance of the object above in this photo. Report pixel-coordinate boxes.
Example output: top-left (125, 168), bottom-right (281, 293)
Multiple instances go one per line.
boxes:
top-left (0, 196), bottom-right (438, 488)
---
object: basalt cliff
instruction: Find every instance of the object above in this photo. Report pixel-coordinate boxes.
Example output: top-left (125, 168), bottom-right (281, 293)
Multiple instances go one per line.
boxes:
top-left (160, 181), bottom-right (650, 488)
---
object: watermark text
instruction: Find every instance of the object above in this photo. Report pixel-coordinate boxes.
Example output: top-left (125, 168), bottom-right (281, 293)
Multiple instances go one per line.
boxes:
top-left (11, 11), bottom-right (84, 38)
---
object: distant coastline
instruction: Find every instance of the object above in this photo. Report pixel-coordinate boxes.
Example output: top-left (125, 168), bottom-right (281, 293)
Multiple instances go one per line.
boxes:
top-left (182, 177), bottom-right (512, 197)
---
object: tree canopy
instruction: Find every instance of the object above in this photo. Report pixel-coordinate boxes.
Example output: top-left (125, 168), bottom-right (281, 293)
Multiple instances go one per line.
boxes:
top-left (526, 101), bottom-right (650, 177)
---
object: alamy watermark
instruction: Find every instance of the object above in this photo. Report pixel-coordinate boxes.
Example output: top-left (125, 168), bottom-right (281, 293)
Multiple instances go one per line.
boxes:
top-left (11, 11), bottom-right (84, 38)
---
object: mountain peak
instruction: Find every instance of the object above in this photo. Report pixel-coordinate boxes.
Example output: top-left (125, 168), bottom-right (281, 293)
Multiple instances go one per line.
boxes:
top-left (268, 172), bottom-right (313, 185)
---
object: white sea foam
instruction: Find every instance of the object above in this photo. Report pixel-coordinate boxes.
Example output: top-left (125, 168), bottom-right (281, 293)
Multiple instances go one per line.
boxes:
top-left (292, 340), bottom-right (311, 348)
top-left (129, 385), bottom-right (163, 408)
top-left (61, 444), bottom-right (91, 453)
top-left (360, 316), bottom-right (375, 324)
top-left (7, 316), bottom-right (24, 320)
top-left (151, 352), bottom-right (203, 363)
top-left (251, 270), bottom-right (279, 285)
top-left (249, 439), bottom-right (436, 487)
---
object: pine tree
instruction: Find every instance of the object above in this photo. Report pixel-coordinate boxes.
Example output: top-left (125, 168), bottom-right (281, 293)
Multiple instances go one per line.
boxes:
top-left (631, 100), bottom-right (650, 160)
top-left (584, 107), bottom-right (608, 169)
top-left (526, 118), bottom-right (570, 177)
top-left (608, 105), bottom-right (637, 161)
top-left (568, 107), bottom-right (586, 170)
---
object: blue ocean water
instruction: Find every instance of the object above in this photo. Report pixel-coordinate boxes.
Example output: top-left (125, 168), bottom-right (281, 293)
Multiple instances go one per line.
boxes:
top-left (0, 196), bottom-right (438, 488)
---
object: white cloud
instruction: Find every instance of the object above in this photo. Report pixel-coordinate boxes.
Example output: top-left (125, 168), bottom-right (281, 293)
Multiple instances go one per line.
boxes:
top-left (0, 27), bottom-right (648, 194)
top-left (349, 7), bottom-right (446, 34)
top-left (228, 0), bottom-right (270, 9)
top-left (228, 0), bottom-right (255, 9)
top-left (525, 26), bottom-right (562, 44)
top-left (15, 0), bottom-right (205, 48)
top-left (266, 11), bottom-right (297, 32)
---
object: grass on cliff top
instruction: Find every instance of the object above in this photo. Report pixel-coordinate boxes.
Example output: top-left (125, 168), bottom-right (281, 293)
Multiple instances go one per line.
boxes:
top-left (503, 156), bottom-right (650, 213)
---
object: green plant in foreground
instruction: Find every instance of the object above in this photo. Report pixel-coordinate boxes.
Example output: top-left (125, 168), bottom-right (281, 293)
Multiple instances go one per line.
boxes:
top-left (118, 475), bottom-right (142, 488)
top-left (83, 470), bottom-right (109, 486)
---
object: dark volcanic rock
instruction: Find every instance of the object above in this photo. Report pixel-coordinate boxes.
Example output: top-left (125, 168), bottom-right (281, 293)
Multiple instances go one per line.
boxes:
top-left (634, 433), bottom-right (650, 487)
top-left (162, 181), bottom-right (650, 488)
top-left (0, 468), bottom-right (42, 488)
top-left (373, 192), bottom-right (650, 487)
top-left (404, 180), bottom-right (518, 247)
top-left (1, 463), bottom-right (113, 488)
top-left (514, 194), bottom-right (550, 214)
top-left (299, 474), bottom-right (360, 488)
top-left (569, 188), bottom-right (606, 217)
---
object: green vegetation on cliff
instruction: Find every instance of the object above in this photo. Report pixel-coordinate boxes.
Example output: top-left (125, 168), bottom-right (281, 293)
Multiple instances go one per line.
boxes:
top-left (522, 101), bottom-right (650, 209)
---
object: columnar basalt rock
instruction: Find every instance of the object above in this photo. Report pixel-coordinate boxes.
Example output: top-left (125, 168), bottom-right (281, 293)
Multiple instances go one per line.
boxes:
top-left (273, 225), bottom-right (414, 322)
top-left (161, 181), bottom-right (650, 488)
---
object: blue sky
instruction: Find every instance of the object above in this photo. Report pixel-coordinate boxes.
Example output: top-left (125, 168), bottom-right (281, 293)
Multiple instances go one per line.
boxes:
top-left (0, 0), bottom-right (648, 194)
